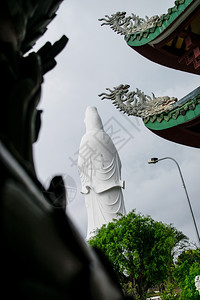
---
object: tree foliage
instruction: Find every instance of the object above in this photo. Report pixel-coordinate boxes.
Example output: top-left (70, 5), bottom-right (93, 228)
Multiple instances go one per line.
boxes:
top-left (88, 210), bottom-right (188, 299)
top-left (180, 263), bottom-right (200, 299)
top-left (174, 248), bottom-right (200, 299)
top-left (175, 248), bottom-right (200, 281)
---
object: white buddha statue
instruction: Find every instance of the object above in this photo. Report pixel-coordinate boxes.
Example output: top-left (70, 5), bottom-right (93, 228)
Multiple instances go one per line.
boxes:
top-left (78, 106), bottom-right (126, 240)
top-left (195, 275), bottom-right (200, 295)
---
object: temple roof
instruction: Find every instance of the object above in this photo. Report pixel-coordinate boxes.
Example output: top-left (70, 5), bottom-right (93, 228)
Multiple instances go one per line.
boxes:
top-left (99, 1), bottom-right (200, 147)
top-left (125, 0), bottom-right (200, 74)
top-left (144, 87), bottom-right (200, 148)
top-left (144, 86), bottom-right (200, 125)
top-left (145, 98), bottom-right (200, 148)
top-left (125, 0), bottom-right (195, 45)
top-left (100, 0), bottom-right (200, 74)
top-left (99, 85), bottom-right (200, 148)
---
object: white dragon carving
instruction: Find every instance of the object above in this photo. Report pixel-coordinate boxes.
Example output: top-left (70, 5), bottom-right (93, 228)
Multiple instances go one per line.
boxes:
top-left (99, 84), bottom-right (177, 118)
top-left (98, 12), bottom-right (162, 36)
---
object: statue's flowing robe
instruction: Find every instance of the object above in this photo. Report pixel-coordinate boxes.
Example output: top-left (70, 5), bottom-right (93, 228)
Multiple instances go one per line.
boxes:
top-left (78, 127), bottom-right (126, 240)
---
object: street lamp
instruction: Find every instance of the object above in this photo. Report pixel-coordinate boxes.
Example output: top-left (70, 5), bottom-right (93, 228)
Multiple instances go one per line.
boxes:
top-left (148, 157), bottom-right (200, 245)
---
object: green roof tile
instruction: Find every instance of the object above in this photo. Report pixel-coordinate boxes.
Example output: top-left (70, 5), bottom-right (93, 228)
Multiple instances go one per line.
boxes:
top-left (144, 94), bottom-right (200, 129)
top-left (125, 0), bottom-right (193, 47)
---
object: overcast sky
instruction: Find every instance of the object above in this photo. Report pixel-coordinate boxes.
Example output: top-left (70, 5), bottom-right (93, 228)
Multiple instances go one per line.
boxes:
top-left (33, 0), bottom-right (200, 245)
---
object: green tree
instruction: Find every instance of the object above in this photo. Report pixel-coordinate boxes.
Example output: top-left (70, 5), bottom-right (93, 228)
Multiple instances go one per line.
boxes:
top-left (180, 263), bottom-right (200, 299)
top-left (161, 280), bottom-right (180, 300)
top-left (174, 248), bottom-right (200, 299)
top-left (88, 210), bottom-right (188, 300)
top-left (175, 248), bottom-right (200, 282)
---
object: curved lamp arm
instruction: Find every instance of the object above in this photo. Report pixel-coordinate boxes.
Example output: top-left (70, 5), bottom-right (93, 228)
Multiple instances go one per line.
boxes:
top-left (148, 157), bottom-right (200, 245)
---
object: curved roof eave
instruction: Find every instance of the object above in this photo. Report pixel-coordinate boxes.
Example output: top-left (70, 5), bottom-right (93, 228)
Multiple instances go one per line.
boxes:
top-left (125, 0), bottom-right (197, 47)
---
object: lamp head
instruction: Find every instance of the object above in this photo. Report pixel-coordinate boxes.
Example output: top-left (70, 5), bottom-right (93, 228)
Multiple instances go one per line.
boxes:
top-left (148, 157), bottom-right (159, 164)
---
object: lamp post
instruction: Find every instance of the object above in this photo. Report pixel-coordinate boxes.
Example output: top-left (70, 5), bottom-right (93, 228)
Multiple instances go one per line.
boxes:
top-left (148, 157), bottom-right (200, 245)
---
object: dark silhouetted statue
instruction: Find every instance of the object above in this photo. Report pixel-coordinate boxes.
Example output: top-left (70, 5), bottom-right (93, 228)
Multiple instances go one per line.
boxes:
top-left (0, 1), bottom-right (134, 299)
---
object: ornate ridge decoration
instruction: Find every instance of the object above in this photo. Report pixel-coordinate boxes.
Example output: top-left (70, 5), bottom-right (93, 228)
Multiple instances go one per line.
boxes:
top-left (98, 11), bottom-right (163, 36)
top-left (98, 0), bottom-right (188, 38)
top-left (144, 93), bottom-right (200, 124)
top-left (98, 84), bottom-right (177, 118)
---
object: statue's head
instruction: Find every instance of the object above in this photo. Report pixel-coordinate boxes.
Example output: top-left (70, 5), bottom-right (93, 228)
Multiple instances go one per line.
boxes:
top-left (84, 106), bottom-right (103, 132)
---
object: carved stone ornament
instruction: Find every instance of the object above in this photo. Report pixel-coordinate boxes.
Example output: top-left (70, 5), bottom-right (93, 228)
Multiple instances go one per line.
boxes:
top-left (99, 84), bottom-right (177, 118)
top-left (99, 12), bottom-right (162, 36)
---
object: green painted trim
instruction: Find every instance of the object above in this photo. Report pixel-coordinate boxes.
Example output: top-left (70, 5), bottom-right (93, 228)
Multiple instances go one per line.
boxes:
top-left (125, 0), bottom-right (193, 47)
top-left (145, 103), bottom-right (200, 131)
top-left (144, 94), bottom-right (200, 124)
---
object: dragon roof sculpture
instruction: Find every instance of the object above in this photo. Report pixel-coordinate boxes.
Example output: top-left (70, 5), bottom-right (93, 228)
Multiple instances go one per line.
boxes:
top-left (99, 12), bottom-right (162, 36)
top-left (99, 84), bottom-right (177, 118)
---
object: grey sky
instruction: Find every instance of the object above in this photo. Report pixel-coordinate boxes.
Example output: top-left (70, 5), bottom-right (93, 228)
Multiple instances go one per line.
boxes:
top-left (33, 0), bottom-right (200, 244)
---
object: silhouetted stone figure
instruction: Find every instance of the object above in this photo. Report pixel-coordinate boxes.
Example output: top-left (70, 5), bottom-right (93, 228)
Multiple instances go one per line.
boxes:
top-left (46, 175), bottom-right (67, 209)
top-left (0, 1), bottom-right (133, 299)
